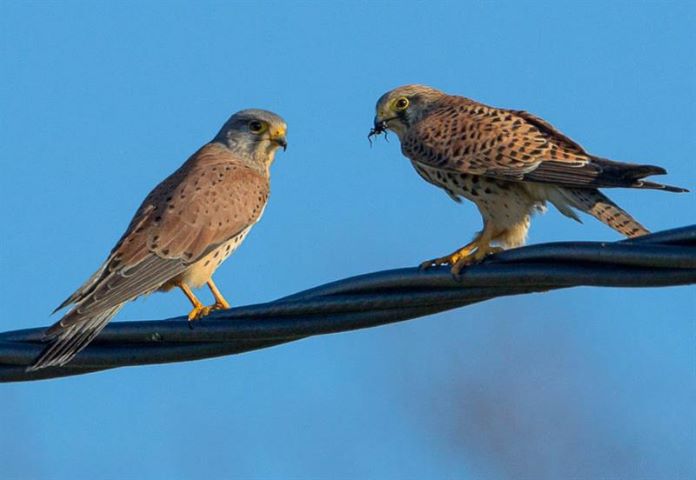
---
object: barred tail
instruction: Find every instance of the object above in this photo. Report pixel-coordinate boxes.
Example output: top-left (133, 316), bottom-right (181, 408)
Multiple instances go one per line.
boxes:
top-left (27, 304), bottom-right (124, 371)
top-left (561, 188), bottom-right (649, 238)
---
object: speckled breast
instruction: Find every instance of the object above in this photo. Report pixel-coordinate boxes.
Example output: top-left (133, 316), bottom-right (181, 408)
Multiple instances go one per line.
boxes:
top-left (182, 226), bottom-right (253, 289)
top-left (412, 161), bottom-right (502, 203)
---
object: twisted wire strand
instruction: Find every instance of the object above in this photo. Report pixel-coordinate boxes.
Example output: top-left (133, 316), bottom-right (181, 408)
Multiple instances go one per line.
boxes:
top-left (1, 225), bottom-right (694, 383)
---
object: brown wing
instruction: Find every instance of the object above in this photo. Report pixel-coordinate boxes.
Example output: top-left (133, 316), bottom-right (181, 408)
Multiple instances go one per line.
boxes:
top-left (506, 109), bottom-right (587, 155)
top-left (52, 143), bottom-right (269, 329)
top-left (401, 96), bottom-right (593, 182)
top-left (401, 96), bottom-right (681, 191)
top-left (498, 110), bottom-right (671, 188)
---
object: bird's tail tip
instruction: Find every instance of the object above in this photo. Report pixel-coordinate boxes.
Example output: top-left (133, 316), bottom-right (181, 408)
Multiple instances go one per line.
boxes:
top-left (27, 305), bottom-right (122, 372)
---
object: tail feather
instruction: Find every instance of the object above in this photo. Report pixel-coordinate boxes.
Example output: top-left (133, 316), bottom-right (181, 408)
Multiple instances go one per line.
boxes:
top-left (561, 188), bottom-right (649, 238)
top-left (27, 304), bottom-right (124, 371)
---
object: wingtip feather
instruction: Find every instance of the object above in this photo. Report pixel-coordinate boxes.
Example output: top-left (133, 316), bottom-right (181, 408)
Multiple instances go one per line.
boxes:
top-left (637, 181), bottom-right (689, 193)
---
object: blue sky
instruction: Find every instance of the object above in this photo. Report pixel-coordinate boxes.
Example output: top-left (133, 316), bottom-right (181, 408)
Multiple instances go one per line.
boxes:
top-left (1, 1), bottom-right (694, 479)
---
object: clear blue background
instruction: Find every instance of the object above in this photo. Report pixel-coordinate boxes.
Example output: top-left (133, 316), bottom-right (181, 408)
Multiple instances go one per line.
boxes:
top-left (1, 1), bottom-right (694, 479)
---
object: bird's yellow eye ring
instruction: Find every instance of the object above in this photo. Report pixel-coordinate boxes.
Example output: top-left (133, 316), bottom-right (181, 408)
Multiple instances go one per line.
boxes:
top-left (394, 97), bottom-right (410, 111)
top-left (248, 120), bottom-right (266, 134)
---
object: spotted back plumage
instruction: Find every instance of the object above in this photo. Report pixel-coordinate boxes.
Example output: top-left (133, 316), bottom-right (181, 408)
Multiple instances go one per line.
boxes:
top-left (400, 93), bottom-right (685, 192)
top-left (403, 97), bottom-right (592, 180)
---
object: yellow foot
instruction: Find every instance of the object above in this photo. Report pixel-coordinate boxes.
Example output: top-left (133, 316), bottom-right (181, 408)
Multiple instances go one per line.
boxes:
top-left (419, 244), bottom-right (478, 271)
top-left (187, 304), bottom-right (213, 322)
top-left (450, 246), bottom-right (503, 277)
top-left (420, 243), bottom-right (503, 278)
top-left (419, 253), bottom-right (461, 271)
top-left (209, 301), bottom-right (230, 312)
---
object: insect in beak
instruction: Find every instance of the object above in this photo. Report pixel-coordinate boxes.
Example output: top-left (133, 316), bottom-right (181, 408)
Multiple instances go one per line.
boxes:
top-left (368, 119), bottom-right (390, 147)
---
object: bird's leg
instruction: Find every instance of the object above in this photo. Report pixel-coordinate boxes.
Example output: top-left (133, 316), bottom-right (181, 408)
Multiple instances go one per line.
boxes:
top-left (177, 281), bottom-right (212, 322)
top-left (206, 279), bottom-right (231, 312)
top-left (420, 224), bottom-right (502, 277)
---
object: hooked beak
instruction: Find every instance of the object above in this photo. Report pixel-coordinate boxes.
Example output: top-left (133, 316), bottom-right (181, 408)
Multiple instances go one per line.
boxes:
top-left (270, 127), bottom-right (288, 151)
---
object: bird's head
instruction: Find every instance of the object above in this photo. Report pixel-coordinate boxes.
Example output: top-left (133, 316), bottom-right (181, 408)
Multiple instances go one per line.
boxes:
top-left (215, 109), bottom-right (287, 166)
top-left (369, 84), bottom-right (445, 141)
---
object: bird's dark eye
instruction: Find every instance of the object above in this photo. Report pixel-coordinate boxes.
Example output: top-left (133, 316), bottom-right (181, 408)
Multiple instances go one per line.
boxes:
top-left (248, 120), bottom-right (265, 133)
top-left (394, 97), bottom-right (410, 111)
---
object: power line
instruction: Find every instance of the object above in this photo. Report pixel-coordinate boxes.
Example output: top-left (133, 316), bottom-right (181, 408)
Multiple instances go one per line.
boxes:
top-left (1, 225), bottom-right (694, 383)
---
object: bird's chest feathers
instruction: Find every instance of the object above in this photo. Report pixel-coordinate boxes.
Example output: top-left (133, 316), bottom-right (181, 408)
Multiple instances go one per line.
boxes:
top-left (412, 161), bottom-right (490, 204)
top-left (182, 226), bottom-right (254, 289)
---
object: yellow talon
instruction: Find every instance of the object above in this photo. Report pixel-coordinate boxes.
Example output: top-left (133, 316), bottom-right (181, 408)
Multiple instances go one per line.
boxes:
top-left (420, 228), bottom-right (502, 277)
top-left (187, 304), bottom-right (213, 321)
top-left (206, 279), bottom-right (230, 311)
top-left (419, 240), bottom-right (478, 270)
top-left (209, 302), bottom-right (229, 312)
top-left (177, 278), bottom-right (231, 323)
top-left (177, 281), bottom-right (214, 322)
top-left (450, 245), bottom-right (503, 276)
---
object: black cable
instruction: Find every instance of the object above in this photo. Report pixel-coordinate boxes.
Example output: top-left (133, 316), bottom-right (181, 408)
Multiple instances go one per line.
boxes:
top-left (1, 225), bottom-right (694, 383)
